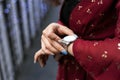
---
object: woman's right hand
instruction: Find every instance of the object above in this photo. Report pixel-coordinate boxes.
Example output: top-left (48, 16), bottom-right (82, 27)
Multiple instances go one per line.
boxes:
top-left (42, 22), bottom-right (74, 41)
top-left (34, 22), bottom-right (75, 67)
top-left (41, 22), bottom-right (75, 54)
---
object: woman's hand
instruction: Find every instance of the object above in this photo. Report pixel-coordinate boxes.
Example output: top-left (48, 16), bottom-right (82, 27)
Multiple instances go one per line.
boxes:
top-left (42, 23), bottom-right (74, 41)
top-left (42, 22), bottom-right (75, 54)
top-left (34, 34), bottom-right (68, 67)
top-left (34, 22), bottom-right (75, 67)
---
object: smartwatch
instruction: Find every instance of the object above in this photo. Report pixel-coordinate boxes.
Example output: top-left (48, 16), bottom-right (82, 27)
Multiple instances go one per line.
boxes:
top-left (58, 34), bottom-right (78, 55)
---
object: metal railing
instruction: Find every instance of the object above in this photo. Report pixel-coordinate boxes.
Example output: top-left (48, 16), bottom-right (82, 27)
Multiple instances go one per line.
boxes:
top-left (0, 0), bottom-right (49, 80)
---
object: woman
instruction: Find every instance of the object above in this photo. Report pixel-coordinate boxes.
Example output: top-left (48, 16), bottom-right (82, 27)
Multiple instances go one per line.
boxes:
top-left (34, 0), bottom-right (120, 80)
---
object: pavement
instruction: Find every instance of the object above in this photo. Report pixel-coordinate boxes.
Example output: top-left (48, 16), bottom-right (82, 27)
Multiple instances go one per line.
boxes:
top-left (16, 5), bottom-right (61, 80)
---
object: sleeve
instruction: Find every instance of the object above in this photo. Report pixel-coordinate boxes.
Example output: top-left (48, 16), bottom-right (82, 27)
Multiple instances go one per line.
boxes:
top-left (57, 20), bottom-right (65, 25)
top-left (73, 1), bottom-right (120, 77)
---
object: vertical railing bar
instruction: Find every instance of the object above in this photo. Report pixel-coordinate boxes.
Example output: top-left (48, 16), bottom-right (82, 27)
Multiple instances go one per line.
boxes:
top-left (0, 44), bottom-right (7, 80)
top-left (0, 1), bottom-right (14, 80)
top-left (6, 0), bottom-right (23, 66)
top-left (0, 65), bottom-right (1, 80)
top-left (27, 0), bottom-right (36, 39)
top-left (33, 0), bottom-right (41, 31)
top-left (19, 0), bottom-right (30, 49)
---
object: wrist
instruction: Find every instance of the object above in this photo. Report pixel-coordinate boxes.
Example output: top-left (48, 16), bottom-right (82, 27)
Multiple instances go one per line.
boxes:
top-left (67, 42), bottom-right (74, 56)
top-left (58, 34), bottom-right (78, 55)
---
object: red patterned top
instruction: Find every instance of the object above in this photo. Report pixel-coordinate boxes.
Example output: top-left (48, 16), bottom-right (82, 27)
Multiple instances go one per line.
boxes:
top-left (57, 0), bottom-right (120, 80)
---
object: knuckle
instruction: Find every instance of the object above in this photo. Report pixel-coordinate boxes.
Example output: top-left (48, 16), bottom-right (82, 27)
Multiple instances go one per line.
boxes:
top-left (42, 30), bottom-right (46, 35)
top-left (54, 43), bottom-right (63, 51)
top-left (49, 23), bottom-right (58, 29)
top-left (44, 50), bottom-right (50, 54)
top-left (47, 32), bottom-right (52, 37)
top-left (46, 45), bottom-right (51, 49)
top-left (42, 30), bottom-right (52, 37)
top-left (50, 22), bottom-right (56, 25)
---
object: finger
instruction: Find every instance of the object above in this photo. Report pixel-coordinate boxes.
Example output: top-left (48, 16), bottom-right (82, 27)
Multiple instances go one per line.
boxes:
top-left (47, 23), bottom-right (74, 36)
top-left (34, 49), bottom-right (44, 63)
top-left (38, 54), bottom-right (49, 67)
top-left (51, 40), bottom-right (68, 55)
top-left (42, 23), bottom-right (74, 41)
top-left (42, 26), bottom-right (61, 41)
top-left (34, 49), bottom-right (49, 67)
top-left (42, 35), bottom-right (59, 54)
top-left (57, 24), bottom-right (74, 36)
top-left (42, 48), bottom-right (54, 55)
top-left (42, 23), bottom-right (58, 37)
top-left (47, 32), bottom-right (61, 41)
top-left (41, 40), bottom-right (53, 55)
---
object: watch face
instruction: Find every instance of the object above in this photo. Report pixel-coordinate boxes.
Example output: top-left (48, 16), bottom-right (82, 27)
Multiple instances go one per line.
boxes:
top-left (63, 35), bottom-right (78, 42)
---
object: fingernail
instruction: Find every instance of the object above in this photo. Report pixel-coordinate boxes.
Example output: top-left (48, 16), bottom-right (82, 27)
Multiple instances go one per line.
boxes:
top-left (61, 50), bottom-right (68, 55)
top-left (34, 60), bottom-right (36, 64)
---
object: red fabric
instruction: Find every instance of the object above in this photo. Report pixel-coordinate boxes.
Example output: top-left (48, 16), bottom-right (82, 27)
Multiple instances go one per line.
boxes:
top-left (57, 0), bottom-right (120, 80)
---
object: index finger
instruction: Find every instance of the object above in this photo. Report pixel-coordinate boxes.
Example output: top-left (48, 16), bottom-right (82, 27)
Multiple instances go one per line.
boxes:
top-left (48, 32), bottom-right (61, 41)
top-left (34, 49), bottom-right (44, 63)
top-left (57, 24), bottom-right (74, 36)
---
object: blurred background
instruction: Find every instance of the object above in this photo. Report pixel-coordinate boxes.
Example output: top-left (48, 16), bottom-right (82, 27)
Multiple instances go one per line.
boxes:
top-left (0, 0), bottom-right (62, 80)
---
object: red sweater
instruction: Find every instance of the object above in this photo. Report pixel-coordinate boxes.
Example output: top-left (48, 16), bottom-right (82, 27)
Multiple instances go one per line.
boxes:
top-left (57, 0), bottom-right (120, 80)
